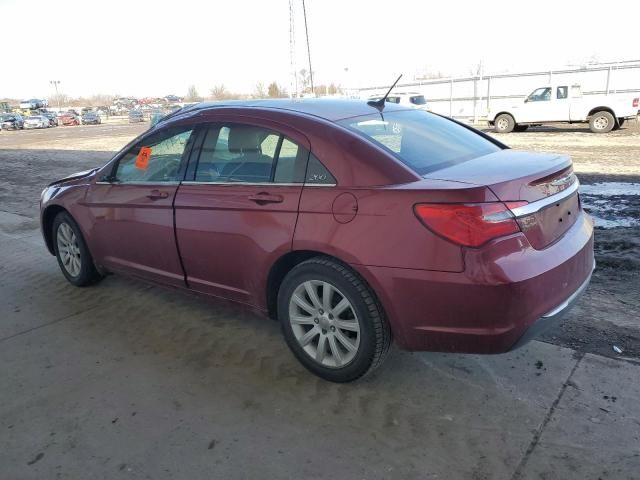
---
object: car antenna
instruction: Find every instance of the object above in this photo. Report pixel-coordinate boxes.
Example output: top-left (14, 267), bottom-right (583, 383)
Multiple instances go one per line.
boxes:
top-left (367, 74), bottom-right (403, 111)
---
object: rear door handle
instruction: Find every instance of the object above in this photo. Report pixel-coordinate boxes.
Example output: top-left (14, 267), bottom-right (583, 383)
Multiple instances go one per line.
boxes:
top-left (248, 192), bottom-right (284, 205)
top-left (147, 189), bottom-right (170, 200)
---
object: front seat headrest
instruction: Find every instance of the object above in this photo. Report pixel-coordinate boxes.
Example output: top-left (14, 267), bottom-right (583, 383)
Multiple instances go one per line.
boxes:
top-left (228, 126), bottom-right (266, 153)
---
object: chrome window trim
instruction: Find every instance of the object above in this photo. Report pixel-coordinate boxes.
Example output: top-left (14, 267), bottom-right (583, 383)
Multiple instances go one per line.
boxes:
top-left (180, 181), bottom-right (337, 187)
top-left (95, 181), bottom-right (180, 186)
top-left (510, 180), bottom-right (580, 218)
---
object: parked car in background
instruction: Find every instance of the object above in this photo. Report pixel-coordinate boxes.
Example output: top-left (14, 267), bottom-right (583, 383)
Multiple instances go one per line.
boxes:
top-left (128, 110), bottom-right (145, 123)
top-left (488, 84), bottom-right (640, 133)
top-left (39, 99), bottom-right (594, 382)
top-left (81, 111), bottom-right (101, 125)
top-left (20, 98), bottom-right (46, 110)
top-left (24, 115), bottom-right (50, 129)
top-left (368, 92), bottom-right (430, 111)
top-left (164, 94), bottom-right (183, 103)
top-left (42, 111), bottom-right (59, 126)
top-left (59, 112), bottom-right (80, 126)
top-left (0, 113), bottom-right (25, 130)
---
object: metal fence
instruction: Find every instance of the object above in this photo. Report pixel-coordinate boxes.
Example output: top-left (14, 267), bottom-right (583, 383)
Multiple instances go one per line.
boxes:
top-left (357, 61), bottom-right (640, 122)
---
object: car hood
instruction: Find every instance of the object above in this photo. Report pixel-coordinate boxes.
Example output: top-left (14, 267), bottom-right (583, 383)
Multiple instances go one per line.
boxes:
top-left (47, 168), bottom-right (98, 187)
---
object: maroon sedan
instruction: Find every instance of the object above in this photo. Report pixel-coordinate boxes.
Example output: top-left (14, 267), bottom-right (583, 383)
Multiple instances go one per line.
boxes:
top-left (40, 99), bottom-right (594, 382)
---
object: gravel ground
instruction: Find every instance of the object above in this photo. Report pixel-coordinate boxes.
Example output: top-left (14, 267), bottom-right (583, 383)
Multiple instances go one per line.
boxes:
top-left (1, 119), bottom-right (639, 479)
top-left (1, 119), bottom-right (639, 360)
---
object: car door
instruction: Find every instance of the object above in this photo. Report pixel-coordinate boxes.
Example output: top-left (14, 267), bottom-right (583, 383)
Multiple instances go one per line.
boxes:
top-left (546, 86), bottom-right (571, 122)
top-left (84, 125), bottom-right (196, 286)
top-left (174, 122), bottom-right (309, 308)
top-left (519, 87), bottom-right (552, 122)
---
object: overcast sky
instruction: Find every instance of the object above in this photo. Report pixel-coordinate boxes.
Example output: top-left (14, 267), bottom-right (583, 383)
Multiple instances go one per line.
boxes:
top-left (2, 0), bottom-right (639, 99)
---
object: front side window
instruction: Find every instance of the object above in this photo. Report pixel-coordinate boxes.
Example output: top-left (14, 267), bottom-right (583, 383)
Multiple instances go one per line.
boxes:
top-left (114, 127), bottom-right (194, 183)
top-left (339, 110), bottom-right (500, 175)
top-left (386, 96), bottom-right (400, 104)
top-left (194, 124), bottom-right (308, 184)
top-left (527, 87), bottom-right (552, 102)
top-left (410, 95), bottom-right (427, 105)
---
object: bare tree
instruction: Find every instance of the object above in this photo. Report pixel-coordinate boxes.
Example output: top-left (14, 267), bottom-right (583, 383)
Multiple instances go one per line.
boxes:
top-left (267, 82), bottom-right (287, 98)
top-left (253, 83), bottom-right (267, 98)
top-left (48, 93), bottom-right (70, 107)
top-left (298, 68), bottom-right (312, 92)
top-left (209, 84), bottom-right (230, 100)
top-left (185, 85), bottom-right (202, 102)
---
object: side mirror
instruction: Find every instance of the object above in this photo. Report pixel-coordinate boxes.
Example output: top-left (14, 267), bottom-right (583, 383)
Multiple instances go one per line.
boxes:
top-left (524, 98), bottom-right (529, 103)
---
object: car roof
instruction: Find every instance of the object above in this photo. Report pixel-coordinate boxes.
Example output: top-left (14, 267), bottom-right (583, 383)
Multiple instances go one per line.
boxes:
top-left (172, 98), bottom-right (409, 123)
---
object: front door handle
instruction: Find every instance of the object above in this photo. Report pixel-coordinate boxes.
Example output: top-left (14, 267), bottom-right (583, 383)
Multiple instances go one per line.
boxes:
top-left (147, 189), bottom-right (169, 200)
top-left (248, 192), bottom-right (284, 205)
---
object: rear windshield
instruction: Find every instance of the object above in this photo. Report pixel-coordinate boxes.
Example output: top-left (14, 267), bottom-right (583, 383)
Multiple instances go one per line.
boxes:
top-left (338, 110), bottom-right (500, 174)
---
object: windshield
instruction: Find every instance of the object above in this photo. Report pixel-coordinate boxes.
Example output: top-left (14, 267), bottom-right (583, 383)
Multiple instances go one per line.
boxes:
top-left (338, 110), bottom-right (501, 174)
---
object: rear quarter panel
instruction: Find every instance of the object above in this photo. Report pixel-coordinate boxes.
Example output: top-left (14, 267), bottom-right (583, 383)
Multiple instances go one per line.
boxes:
top-left (293, 180), bottom-right (498, 273)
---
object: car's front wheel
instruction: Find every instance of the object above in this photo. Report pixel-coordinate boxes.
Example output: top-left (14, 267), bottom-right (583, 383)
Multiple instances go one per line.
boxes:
top-left (52, 212), bottom-right (103, 287)
top-left (494, 113), bottom-right (515, 133)
top-left (278, 257), bottom-right (391, 382)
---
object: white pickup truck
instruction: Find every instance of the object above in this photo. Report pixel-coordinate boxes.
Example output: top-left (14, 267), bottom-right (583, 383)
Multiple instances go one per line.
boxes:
top-left (488, 84), bottom-right (639, 133)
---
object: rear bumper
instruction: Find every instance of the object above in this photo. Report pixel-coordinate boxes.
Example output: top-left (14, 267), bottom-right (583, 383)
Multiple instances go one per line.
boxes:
top-left (511, 259), bottom-right (594, 349)
top-left (352, 210), bottom-right (595, 353)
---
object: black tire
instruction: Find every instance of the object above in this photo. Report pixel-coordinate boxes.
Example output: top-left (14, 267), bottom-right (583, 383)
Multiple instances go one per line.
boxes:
top-left (589, 111), bottom-right (615, 133)
top-left (494, 113), bottom-right (515, 133)
top-left (278, 257), bottom-right (391, 382)
top-left (514, 125), bottom-right (529, 132)
top-left (52, 211), bottom-right (103, 287)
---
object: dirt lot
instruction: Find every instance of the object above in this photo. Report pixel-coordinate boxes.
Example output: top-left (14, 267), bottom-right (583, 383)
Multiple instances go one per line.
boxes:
top-left (1, 120), bottom-right (639, 479)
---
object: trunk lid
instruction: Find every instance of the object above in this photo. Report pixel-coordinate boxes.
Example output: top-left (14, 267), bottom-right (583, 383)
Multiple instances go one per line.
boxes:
top-left (424, 150), bottom-right (580, 249)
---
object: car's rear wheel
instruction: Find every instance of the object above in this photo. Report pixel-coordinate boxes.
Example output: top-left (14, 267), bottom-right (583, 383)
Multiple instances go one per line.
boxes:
top-left (494, 114), bottom-right (515, 133)
top-left (278, 257), bottom-right (391, 382)
top-left (589, 111), bottom-right (615, 133)
top-left (53, 212), bottom-right (103, 287)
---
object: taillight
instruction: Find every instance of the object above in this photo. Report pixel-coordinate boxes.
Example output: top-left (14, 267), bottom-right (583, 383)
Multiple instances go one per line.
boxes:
top-left (633, 98), bottom-right (639, 108)
top-left (414, 202), bottom-right (524, 247)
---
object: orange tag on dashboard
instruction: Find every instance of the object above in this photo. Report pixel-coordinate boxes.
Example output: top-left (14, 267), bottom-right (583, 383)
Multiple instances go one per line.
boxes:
top-left (135, 146), bottom-right (152, 170)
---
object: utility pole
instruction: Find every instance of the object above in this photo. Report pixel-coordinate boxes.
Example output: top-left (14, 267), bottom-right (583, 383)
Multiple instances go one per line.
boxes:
top-left (301, 0), bottom-right (314, 95)
top-left (50, 80), bottom-right (61, 112)
top-left (288, 0), bottom-right (298, 98)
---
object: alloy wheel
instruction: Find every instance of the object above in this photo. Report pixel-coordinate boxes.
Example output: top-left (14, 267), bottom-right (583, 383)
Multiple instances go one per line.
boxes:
top-left (288, 280), bottom-right (361, 368)
top-left (56, 222), bottom-right (82, 277)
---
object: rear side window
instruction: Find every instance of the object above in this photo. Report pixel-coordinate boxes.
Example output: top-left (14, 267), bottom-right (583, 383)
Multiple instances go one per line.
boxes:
top-left (305, 154), bottom-right (336, 185)
top-left (194, 124), bottom-right (308, 184)
top-left (338, 110), bottom-right (500, 175)
top-left (557, 86), bottom-right (568, 99)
